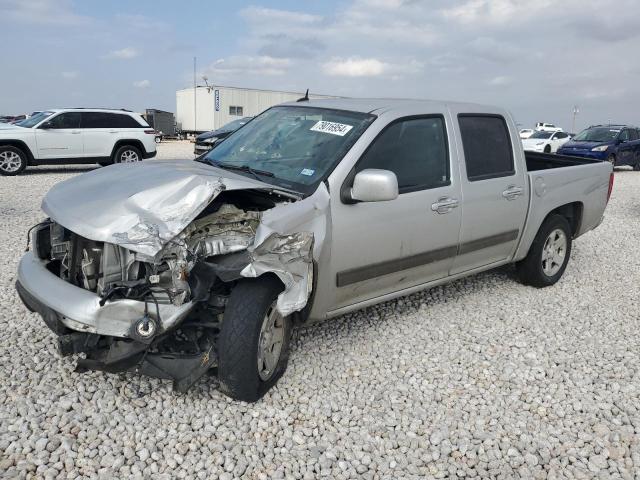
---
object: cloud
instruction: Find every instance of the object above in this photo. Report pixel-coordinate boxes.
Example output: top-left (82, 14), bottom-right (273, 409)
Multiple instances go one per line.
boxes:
top-left (115, 14), bottom-right (169, 31)
top-left (467, 37), bottom-right (522, 63)
top-left (204, 56), bottom-right (291, 77)
top-left (0, 0), bottom-right (92, 26)
top-left (257, 34), bottom-right (325, 59)
top-left (441, 0), bottom-right (553, 25)
top-left (488, 75), bottom-right (513, 86)
top-left (240, 6), bottom-right (322, 25)
top-left (61, 71), bottom-right (78, 79)
top-left (323, 58), bottom-right (388, 77)
top-left (106, 47), bottom-right (140, 59)
top-left (133, 80), bottom-right (150, 88)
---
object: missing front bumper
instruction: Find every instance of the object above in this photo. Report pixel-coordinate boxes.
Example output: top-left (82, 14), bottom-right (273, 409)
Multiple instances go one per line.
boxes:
top-left (17, 252), bottom-right (194, 338)
top-left (16, 279), bottom-right (218, 392)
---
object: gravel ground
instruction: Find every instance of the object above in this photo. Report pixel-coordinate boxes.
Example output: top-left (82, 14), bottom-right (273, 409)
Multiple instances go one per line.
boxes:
top-left (1, 142), bottom-right (639, 479)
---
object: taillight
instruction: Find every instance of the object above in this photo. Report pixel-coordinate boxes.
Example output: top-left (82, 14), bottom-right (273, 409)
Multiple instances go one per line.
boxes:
top-left (144, 129), bottom-right (156, 135)
top-left (606, 172), bottom-right (614, 204)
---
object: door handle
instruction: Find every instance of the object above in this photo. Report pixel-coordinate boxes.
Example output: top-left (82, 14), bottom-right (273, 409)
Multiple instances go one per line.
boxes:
top-left (71, 130), bottom-right (81, 134)
top-left (502, 186), bottom-right (524, 200)
top-left (431, 197), bottom-right (459, 214)
top-left (109, 130), bottom-right (118, 133)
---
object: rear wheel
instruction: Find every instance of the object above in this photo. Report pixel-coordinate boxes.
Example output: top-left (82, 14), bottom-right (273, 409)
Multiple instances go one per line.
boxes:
top-left (113, 145), bottom-right (142, 164)
top-left (0, 146), bottom-right (27, 176)
top-left (217, 276), bottom-right (291, 402)
top-left (516, 214), bottom-right (572, 288)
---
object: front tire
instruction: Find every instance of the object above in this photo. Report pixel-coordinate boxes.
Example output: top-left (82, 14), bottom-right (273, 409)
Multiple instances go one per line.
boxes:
top-left (217, 276), bottom-right (291, 402)
top-left (544, 145), bottom-right (551, 154)
top-left (516, 214), bottom-right (572, 288)
top-left (113, 145), bottom-right (142, 164)
top-left (0, 146), bottom-right (27, 176)
top-left (607, 154), bottom-right (616, 167)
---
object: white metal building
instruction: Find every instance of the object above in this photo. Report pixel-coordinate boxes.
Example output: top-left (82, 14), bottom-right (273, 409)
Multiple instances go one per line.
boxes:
top-left (176, 85), bottom-right (336, 134)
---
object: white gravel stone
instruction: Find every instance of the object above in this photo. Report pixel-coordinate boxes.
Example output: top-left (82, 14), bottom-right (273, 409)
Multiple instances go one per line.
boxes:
top-left (1, 144), bottom-right (639, 478)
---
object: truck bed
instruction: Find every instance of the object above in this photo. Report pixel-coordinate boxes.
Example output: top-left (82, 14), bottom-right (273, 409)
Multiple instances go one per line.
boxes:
top-left (514, 151), bottom-right (612, 262)
top-left (525, 151), bottom-right (603, 171)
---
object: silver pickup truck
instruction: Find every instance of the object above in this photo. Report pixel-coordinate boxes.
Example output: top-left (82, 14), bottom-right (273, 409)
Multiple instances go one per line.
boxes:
top-left (16, 99), bottom-right (614, 401)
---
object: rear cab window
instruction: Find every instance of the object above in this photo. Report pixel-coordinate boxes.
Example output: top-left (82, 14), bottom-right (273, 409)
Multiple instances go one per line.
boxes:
top-left (458, 115), bottom-right (514, 181)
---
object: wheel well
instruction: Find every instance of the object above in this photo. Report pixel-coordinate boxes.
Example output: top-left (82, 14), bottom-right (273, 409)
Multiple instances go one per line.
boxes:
top-left (111, 140), bottom-right (145, 160)
top-left (545, 202), bottom-right (583, 237)
top-left (0, 140), bottom-right (34, 163)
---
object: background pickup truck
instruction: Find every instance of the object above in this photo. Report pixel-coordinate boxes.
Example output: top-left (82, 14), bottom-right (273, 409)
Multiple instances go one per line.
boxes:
top-left (16, 99), bottom-right (614, 402)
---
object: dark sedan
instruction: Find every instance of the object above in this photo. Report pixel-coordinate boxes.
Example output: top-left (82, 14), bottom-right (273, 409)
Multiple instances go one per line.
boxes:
top-left (194, 117), bottom-right (252, 155)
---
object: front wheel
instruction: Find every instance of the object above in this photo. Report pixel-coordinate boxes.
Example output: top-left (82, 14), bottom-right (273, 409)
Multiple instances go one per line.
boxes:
top-left (0, 146), bottom-right (27, 176)
top-left (607, 154), bottom-right (616, 167)
top-left (217, 276), bottom-right (291, 402)
top-left (113, 145), bottom-right (142, 164)
top-left (516, 214), bottom-right (572, 288)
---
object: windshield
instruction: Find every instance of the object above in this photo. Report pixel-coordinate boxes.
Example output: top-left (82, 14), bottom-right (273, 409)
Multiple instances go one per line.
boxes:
top-left (529, 131), bottom-right (553, 139)
top-left (16, 111), bottom-right (54, 128)
top-left (573, 127), bottom-right (620, 143)
top-left (202, 106), bottom-right (375, 194)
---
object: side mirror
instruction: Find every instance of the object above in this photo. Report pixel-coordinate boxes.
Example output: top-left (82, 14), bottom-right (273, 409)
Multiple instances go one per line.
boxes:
top-left (39, 121), bottom-right (53, 129)
top-left (350, 169), bottom-right (399, 202)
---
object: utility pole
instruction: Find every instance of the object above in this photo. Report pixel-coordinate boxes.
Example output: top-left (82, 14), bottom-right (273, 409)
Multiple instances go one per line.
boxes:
top-left (572, 105), bottom-right (579, 133)
top-left (193, 57), bottom-right (197, 135)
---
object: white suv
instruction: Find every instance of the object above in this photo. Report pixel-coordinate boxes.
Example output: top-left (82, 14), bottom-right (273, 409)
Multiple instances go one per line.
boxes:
top-left (534, 122), bottom-right (563, 133)
top-left (0, 108), bottom-right (157, 175)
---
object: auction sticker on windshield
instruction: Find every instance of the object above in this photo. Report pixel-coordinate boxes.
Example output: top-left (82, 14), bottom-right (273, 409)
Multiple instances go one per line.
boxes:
top-left (310, 121), bottom-right (353, 136)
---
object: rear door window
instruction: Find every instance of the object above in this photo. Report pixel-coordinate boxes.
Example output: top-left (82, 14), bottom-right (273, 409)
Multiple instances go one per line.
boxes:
top-left (81, 112), bottom-right (142, 128)
top-left (458, 115), bottom-right (514, 181)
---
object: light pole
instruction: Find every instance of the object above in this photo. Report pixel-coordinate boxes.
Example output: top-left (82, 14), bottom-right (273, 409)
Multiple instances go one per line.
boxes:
top-left (572, 106), bottom-right (579, 133)
top-left (193, 57), bottom-right (197, 135)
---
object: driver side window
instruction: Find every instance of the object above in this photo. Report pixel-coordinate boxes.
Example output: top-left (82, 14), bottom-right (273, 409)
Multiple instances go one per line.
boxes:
top-left (47, 113), bottom-right (81, 129)
top-left (355, 116), bottom-right (450, 194)
top-left (619, 130), bottom-right (630, 142)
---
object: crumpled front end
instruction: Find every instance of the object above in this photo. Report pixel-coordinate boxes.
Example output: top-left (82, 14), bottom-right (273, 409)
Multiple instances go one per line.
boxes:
top-left (16, 163), bottom-right (327, 391)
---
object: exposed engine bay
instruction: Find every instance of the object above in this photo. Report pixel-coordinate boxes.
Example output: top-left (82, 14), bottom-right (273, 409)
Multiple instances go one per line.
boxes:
top-left (23, 180), bottom-right (324, 392)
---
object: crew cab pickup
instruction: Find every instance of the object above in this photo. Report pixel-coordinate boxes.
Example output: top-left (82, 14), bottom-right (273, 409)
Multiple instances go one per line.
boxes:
top-left (16, 99), bottom-right (613, 401)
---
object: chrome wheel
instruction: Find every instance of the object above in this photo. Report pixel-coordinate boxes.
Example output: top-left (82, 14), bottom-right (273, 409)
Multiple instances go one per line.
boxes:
top-left (541, 228), bottom-right (567, 277)
top-left (0, 150), bottom-right (23, 173)
top-left (120, 149), bottom-right (140, 163)
top-left (257, 305), bottom-right (285, 381)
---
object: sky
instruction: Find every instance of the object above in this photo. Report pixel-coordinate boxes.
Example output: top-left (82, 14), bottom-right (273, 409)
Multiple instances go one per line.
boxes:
top-left (1, 0), bottom-right (639, 131)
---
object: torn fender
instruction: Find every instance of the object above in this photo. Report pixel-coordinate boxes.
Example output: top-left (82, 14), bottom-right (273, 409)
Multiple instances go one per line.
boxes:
top-left (241, 232), bottom-right (314, 316)
top-left (240, 184), bottom-right (330, 316)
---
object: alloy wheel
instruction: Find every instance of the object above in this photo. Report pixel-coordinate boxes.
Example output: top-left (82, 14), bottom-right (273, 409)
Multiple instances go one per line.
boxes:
top-left (120, 150), bottom-right (140, 163)
top-left (541, 228), bottom-right (567, 276)
top-left (0, 151), bottom-right (22, 173)
top-left (257, 305), bottom-right (285, 381)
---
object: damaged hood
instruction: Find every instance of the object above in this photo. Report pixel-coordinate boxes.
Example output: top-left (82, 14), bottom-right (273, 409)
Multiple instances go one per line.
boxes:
top-left (42, 160), bottom-right (277, 257)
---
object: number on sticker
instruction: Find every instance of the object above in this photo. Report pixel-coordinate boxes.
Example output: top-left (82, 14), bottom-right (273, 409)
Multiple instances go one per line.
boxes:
top-left (310, 121), bottom-right (353, 136)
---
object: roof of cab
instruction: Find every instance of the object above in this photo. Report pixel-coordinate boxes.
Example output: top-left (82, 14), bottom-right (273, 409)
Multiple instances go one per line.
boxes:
top-left (280, 97), bottom-right (497, 115)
